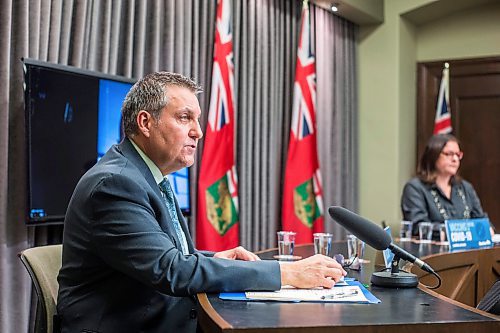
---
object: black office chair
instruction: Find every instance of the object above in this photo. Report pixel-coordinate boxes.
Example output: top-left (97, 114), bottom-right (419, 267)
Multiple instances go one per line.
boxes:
top-left (477, 280), bottom-right (500, 315)
top-left (19, 245), bottom-right (62, 333)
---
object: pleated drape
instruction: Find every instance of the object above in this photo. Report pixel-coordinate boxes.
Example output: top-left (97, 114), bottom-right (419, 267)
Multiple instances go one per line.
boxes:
top-left (0, 1), bottom-right (357, 331)
top-left (315, 6), bottom-right (358, 237)
top-left (233, 0), bottom-right (301, 251)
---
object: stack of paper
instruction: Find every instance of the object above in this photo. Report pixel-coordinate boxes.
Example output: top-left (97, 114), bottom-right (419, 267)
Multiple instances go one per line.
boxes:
top-left (245, 285), bottom-right (367, 302)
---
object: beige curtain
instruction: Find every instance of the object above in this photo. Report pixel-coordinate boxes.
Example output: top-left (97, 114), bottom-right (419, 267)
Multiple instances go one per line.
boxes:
top-left (0, 0), bottom-right (357, 331)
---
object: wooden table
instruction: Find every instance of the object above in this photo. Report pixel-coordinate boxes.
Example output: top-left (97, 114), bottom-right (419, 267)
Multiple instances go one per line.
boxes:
top-left (403, 241), bottom-right (500, 307)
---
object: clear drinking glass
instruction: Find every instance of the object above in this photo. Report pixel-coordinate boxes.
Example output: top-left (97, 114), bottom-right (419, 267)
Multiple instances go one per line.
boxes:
top-left (439, 224), bottom-right (448, 244)
top-left (276, 231), bottom-right (296, 259)
top-left (347, 234), bottom-right (365, 266)
top-left (400, 221), bottom-right (413, 241)
top-left (418, 222), bottom-right (433, 243)
top-left (313, 233), bottom-right (333, 257)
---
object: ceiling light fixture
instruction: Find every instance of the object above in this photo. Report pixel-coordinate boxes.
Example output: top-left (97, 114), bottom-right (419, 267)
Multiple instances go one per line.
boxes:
top-left (331, 3), bottom-right (339, 12)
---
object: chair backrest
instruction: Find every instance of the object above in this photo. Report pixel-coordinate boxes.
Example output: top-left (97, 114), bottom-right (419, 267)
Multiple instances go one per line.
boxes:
top-left (19, 245), bottom-right (62, 333)
top-left (477, 280), bottom-right (500, 315)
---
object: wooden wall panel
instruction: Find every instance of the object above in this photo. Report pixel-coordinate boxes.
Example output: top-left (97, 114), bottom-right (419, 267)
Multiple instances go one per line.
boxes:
top-left (417, 57), bottom-right (500, 231)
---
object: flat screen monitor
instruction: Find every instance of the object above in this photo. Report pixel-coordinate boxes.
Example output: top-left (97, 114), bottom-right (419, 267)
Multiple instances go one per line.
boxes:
top-left (23, 59), bottom-right (190, 224)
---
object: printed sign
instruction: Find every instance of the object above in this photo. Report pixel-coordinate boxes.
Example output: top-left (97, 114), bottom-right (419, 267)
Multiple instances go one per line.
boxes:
top-left (383, 226), bottom-right (395, 268)
top-left (445, 218), bottom-right (492, 251)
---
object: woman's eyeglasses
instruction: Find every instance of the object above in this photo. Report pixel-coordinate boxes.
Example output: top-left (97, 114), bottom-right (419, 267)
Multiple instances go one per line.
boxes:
top-left (441, 151), bottom-right (463, 160)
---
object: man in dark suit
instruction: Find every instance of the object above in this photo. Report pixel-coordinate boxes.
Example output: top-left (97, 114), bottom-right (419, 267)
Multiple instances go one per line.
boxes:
top-left (57, 72), bottom-right (346, 333)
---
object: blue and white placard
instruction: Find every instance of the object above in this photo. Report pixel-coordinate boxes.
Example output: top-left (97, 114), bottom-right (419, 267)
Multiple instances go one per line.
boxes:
top-left (383, 226), bottom-right (395, 268)
top-left (445, 218), bottom-right (492, 251)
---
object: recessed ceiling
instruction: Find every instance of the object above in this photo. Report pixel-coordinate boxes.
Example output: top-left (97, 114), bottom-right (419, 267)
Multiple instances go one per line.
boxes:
top-left (312, 0), bottom-right (499, 27)
top-left (401, 0), bottom-right (499, 26)
top-left (312, 0), bottom-right (384, 25)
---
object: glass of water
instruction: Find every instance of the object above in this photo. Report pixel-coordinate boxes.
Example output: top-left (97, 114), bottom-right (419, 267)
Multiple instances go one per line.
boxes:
top-left (313, 233), bottom-right (333, 257)
top-left (418, 222), bottom-right (433, 243)
top-left (347, 234), bottom-right (365, 267)
top-left (400, 221), bottom-right (413, 241)
top-left (277, 231), bottom-right (296, 259)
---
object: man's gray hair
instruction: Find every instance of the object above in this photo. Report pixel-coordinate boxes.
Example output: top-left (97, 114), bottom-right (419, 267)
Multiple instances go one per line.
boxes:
top-left (121, 71), bottom-right (202, 137)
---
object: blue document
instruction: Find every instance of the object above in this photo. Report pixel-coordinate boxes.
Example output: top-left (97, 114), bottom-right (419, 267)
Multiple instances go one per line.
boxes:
top-left (219, 280), bottom-right (381, 304)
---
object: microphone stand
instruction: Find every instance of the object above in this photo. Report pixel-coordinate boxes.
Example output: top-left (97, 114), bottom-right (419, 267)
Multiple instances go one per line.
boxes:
top-left (371, 255), bottom-right (419, 288)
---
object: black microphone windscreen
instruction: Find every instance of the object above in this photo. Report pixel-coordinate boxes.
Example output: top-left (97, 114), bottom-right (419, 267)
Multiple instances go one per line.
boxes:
top-left (328, 206), bottom-right (391, 250)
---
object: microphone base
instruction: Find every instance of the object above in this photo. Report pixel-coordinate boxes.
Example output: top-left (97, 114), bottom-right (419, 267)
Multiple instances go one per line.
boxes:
top-left (371, 271), bottom-right (419, 288)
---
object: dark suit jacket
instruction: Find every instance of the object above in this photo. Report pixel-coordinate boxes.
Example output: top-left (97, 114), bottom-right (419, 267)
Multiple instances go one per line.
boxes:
top-left (57, 138), bottom-right (280, 333)
top-left (401, 177), bottom-right (485, 235)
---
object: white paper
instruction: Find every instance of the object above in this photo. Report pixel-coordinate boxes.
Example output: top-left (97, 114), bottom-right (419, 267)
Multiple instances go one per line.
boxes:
top-left (245, 285), bottom-right (368, 302)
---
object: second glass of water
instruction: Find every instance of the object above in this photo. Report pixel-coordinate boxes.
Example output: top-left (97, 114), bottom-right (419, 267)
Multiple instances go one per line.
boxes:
top-left (277, 231), bottom-right (296, 259)
top-left (313, 233), bottom-right (333, 257)
top-left (418, 222), bottom-right (433, 243)
top-left (400, 221), bottom-right (413, 241)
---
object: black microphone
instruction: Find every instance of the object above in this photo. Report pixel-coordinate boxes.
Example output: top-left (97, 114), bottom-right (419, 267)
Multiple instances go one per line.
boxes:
top-left (328, 206), bottom-right (438, 288)
top-left (328, 206), bottom-right (391, 250)
top-left (388, 243), bottom-right (435, 275)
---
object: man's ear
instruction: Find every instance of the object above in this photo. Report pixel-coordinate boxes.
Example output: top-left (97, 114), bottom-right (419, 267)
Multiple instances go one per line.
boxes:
top-left (136, 110), bottom-right (152, 138)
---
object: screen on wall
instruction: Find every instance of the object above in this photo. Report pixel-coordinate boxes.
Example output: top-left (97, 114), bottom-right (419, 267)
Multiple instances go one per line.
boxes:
top-left (23, 59), bottom-right (190, 224)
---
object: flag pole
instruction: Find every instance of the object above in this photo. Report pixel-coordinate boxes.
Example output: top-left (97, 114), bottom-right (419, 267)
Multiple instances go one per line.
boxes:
top-left (443, 62), bottom-right (449, 118)
top-left (433, 62), bottom-right (452, 134)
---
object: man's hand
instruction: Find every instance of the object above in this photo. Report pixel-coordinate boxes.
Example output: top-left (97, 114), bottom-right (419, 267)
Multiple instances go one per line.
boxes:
top-left (279, 254), bottom-right (347, 289)
top-left (214, 246), bottom-right (261, 261)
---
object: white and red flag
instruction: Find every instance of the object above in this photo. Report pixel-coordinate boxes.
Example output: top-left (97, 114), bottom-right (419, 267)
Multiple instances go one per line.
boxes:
top-left (433, 63), bottom-right (452, 134)
top-left (197, 0), bottom-right (239, 251)
top-left (282, 1), bottom-right (324, 244)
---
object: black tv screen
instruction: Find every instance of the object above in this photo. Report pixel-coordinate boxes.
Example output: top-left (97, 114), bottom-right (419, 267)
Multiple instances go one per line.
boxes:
top-left (23, 59), bottom-right (191, 224)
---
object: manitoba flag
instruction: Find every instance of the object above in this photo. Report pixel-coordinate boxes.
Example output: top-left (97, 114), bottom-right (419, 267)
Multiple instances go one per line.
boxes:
top-left (433, 63), bottom-right (452, 134)
top-left (282, 1), bottom-right (324, 244)
top-left (197, 0), bottom-right (239, 251)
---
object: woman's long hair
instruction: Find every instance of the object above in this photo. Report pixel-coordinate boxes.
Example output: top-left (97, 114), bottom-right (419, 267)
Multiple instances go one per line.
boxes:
top-left (417, 134), bottom-right (461, 184)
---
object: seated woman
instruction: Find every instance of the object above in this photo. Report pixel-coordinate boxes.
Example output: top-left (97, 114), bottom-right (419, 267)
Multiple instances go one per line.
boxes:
top-left (401, 134), bottom-right (486, 237)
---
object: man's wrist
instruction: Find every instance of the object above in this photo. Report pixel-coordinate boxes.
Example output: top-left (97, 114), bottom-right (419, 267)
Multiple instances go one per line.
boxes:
top-left (278, 262), bottom-right (293, 286)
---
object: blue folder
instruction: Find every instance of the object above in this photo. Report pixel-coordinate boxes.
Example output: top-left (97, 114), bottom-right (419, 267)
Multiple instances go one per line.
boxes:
top-left (219, 279), bottom-right (381, 304)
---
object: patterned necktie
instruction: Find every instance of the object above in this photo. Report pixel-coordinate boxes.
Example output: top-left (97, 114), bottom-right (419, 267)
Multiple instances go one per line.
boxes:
top-left (159, 178), bottom-right (189, 255)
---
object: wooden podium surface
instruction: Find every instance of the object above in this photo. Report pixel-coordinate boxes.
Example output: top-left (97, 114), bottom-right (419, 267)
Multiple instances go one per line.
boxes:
top-left (197, 242), bottom-right (500, 333)
top-left (405, 242), bottom-right (500, 307)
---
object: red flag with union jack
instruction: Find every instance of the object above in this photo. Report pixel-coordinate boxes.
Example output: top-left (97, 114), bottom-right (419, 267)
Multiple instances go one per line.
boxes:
top-left (197, 0), bottom-right (239, 251)
top-left (282, 2), bottom-right (324, 244)
top-left (433, 63), bottom-right (452, 134)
